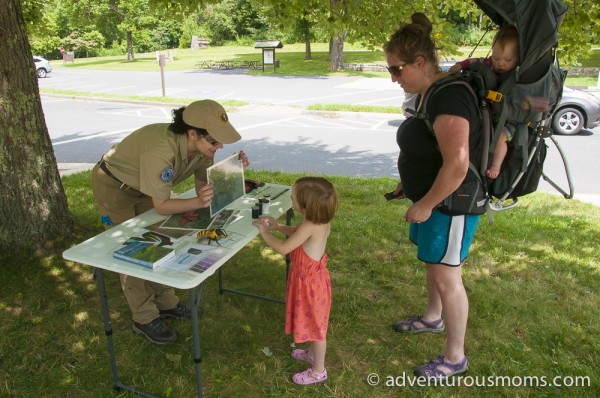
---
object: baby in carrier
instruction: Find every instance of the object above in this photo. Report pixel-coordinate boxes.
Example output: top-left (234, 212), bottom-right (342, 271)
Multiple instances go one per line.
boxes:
top-left (448, 25), bottom-right (519, 179)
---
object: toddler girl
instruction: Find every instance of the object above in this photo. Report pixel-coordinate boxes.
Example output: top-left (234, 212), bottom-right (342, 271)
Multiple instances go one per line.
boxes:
top-left (253, 176), bottom-right (338, 385)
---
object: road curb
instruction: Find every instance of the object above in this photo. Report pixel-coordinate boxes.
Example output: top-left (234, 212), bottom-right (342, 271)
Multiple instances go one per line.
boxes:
top-left (58, 163), bottom-right (95, 176)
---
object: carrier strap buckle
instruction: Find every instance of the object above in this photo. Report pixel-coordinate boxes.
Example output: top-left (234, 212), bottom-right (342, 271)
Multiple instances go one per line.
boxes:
top-left (486, 90), bottom-right (503, 102)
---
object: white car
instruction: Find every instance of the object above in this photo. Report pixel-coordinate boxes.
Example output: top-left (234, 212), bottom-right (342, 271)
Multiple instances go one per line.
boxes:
top-left (33, 56), bottom-right (52, 78)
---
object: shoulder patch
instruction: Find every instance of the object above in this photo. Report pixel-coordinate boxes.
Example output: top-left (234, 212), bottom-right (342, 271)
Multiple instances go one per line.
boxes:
top-left (160, 167), bottom-right (174, 182)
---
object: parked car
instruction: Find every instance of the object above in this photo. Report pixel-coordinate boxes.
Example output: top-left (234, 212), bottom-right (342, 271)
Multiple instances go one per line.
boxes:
top-left (33, 56), bottom-right (52, 78)
top-left (401, 82), bottom-right (600, 136)
top-left (551, 86), bottom-right (600, 135)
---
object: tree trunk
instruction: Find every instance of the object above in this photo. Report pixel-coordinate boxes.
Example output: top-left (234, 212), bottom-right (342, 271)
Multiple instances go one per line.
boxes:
top-left (126, 30), bottom-right (134, 61)
top-left (328, 0), bottom-right (346, 71)
top-left (300, 17), bottom-right (312, 60)
top-left (329, 31), bottom-right (345, 71)
top-left (0, 0), bottom-right (74, 251)
top-left (305, 37), bottom-right (312, 61)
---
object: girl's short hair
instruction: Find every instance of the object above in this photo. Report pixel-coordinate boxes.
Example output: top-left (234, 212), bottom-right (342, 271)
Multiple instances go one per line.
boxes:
top-left (383, 12), bottom-right (439, 70)
top-left (293, 177), bottom-right (338, 224)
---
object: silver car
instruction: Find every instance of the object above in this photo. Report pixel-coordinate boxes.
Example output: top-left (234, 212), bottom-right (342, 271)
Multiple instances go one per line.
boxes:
top-left (401, 85), bottom-right (600, 136)
top-left (551, 86), bottom-right (600, 135)
top-left (33, 56), bottom-right (52, 78)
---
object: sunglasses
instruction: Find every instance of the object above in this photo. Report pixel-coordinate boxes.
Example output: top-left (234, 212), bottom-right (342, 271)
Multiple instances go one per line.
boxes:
top-left (202, 134), bottom-right (220, 146)
top-left (386, 63), bottom-right (408, 77)
top-left (196, 129), bottom-right (220, 146)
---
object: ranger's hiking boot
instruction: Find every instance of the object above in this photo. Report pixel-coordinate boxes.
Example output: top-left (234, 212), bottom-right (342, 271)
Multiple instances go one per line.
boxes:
top-left (133, 318), bottom-right (177, 344)
top-left (160, 302), bottom-right (202, 319)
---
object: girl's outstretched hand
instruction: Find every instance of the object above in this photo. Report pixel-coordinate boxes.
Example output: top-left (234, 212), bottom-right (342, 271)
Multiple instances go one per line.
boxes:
top-left (252, 215), bottom-right (276, 232)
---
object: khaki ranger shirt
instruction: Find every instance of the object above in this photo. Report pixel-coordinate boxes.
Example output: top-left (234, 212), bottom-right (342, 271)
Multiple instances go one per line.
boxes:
top-left (102, 123), bottom-right (213, 201)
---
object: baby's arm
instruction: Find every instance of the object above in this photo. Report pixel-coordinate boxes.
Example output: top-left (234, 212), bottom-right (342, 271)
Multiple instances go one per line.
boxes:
top-left (449, 57), bottom-right (488, 74)
top-left (448, 62), bottom-right (463, 74)
top-left (442, 60), bottom-right (472, 77)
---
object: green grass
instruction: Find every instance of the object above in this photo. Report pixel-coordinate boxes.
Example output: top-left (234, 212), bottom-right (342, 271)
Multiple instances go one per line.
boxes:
top-left (565, 77), bottom-right (598, 87)
top-left (307, 104), bottom-right (400, 114)
top-left (39, 88), bottom-right (249, 108)
top-left (52, 43), bottom-right (384, 76)
top-left (1, 170), bottom-right (599, 397)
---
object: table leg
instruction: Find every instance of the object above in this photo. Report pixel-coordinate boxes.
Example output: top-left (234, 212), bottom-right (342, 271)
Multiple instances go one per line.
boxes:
top-left (217, 208), bottom-right (293, 303)
top-left (94, 268), bottom-right (160, 398)
top-left (218, 266), bottom-right (224, 294)
top-left (95, 268), bottom-right (120, 389)
top-left (189, 285), bottom-right (204, 398)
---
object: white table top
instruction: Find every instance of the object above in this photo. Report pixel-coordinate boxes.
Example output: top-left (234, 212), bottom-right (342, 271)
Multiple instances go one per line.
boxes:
top-left (63, 184), bottom-right (292, 289)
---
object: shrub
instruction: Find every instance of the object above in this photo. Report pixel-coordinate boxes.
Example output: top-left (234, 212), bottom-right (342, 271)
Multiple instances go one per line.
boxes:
top-left (29, 36), bottom-right (61, 59)
top-left (448, 26), bottom-right (494, 47)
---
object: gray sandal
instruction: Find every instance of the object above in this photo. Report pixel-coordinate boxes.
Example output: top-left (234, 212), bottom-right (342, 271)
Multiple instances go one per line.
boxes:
top-left (414, 355), bottom-right (468, 380)
top-left (392, 315), bottom-right (445, 333)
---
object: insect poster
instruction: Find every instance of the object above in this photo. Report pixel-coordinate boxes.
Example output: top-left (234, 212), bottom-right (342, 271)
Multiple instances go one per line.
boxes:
top-left (159, 208), bottom-right (214, 230)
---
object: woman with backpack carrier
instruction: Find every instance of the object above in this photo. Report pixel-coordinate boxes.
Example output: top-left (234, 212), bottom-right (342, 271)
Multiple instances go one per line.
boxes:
top-left (383, 12), bottom-right (483, 380)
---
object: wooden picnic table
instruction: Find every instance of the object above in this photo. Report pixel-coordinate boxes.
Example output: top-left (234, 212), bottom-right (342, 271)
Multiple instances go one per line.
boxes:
top-left (195, 60), bottom-right (260, 70)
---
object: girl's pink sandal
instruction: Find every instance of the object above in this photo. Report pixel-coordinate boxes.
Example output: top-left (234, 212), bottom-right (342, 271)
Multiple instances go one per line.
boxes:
top-left (292, 368), bottom-right (327, 385)
top-left (291, 349), bottom-right (314, 365)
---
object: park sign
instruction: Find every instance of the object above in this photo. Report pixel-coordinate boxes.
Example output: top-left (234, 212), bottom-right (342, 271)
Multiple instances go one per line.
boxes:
top-left (255, 40), bottom-right (283, 71)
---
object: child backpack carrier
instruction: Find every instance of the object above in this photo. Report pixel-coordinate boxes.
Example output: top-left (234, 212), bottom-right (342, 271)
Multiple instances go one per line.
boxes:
top-left (408, 0), bottom-right (573, 222)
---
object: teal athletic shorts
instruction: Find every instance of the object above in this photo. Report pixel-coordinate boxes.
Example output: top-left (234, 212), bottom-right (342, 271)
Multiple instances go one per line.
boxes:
top-left (409, 209), bottom-right (480, 266)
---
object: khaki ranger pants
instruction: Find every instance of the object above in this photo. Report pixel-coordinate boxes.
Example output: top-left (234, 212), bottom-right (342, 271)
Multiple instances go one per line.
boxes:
top-left (91, 163), bottom-right (179, 324)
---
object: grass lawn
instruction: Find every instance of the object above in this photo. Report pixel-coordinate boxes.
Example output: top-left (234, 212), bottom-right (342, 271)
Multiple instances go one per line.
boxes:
top-left (50, 44), bottom-right (599, 82)
top-left (1, 170), bottom-right (599, 397)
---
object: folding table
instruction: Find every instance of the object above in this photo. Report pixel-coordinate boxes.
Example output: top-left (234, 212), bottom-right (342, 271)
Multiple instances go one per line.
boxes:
top-left (63, 184), bottom-right (292, 397)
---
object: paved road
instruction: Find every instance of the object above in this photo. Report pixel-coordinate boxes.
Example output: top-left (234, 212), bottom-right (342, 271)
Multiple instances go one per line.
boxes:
top-left (40, 68), bottom-right (599, 206)
top-left (45, 97), bottom-right (402, 177)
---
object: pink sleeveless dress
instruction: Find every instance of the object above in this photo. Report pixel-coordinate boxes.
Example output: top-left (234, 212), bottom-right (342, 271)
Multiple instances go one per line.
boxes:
top-left (285, 244), bottom-right (331, 343)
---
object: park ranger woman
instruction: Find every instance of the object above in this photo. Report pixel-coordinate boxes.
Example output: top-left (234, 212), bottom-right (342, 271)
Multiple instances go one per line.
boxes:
top-left (91, 99), bottom-right (249, 344)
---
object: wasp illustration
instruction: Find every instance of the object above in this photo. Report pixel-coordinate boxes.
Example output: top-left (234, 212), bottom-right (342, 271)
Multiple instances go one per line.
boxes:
top-left (196, 228), bottom-right (228, 245)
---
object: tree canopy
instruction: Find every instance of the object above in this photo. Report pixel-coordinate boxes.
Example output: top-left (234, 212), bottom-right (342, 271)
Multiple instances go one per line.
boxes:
top-left (23, 0), bottom-right (600, 67)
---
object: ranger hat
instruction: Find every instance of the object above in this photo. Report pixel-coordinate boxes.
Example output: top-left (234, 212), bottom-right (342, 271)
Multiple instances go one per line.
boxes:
top-left (182, 100), bottom-right (241, 144)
